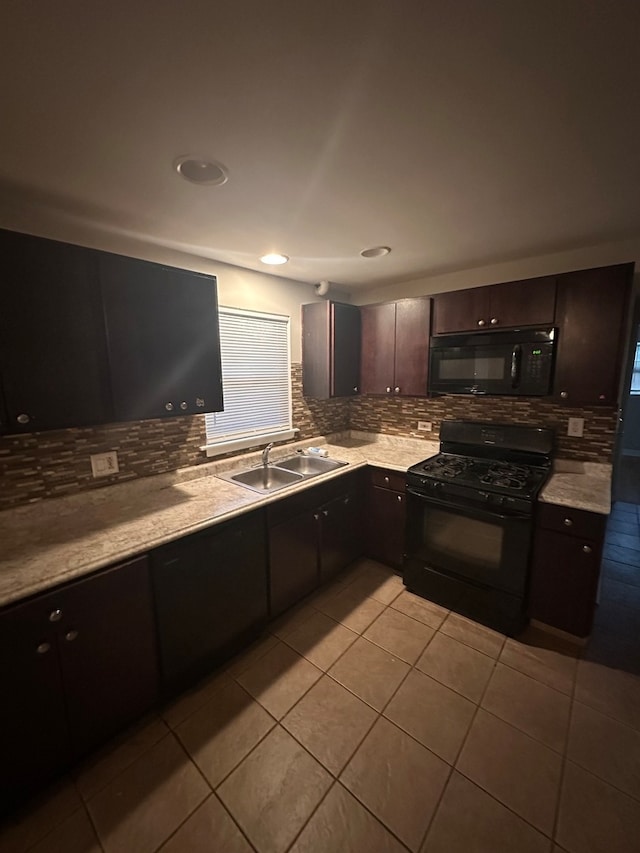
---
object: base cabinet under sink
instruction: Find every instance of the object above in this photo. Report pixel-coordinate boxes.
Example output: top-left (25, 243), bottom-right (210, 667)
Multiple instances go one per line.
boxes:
top-left (268, 472), bottom-right (364, 617)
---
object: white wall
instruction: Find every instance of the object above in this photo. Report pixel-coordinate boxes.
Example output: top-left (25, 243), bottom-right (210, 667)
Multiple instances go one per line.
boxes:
top-left (351, 236), bottom-right (640, 304)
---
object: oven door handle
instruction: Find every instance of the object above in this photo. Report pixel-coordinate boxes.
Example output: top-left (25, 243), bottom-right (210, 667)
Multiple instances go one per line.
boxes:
top-left (406, 487), bottom-right (528, 522)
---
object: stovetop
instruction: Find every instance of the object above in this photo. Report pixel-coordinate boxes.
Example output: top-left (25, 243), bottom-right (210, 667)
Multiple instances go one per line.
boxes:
top-left (409, 452), bottom-right (550, 501)
top-left (405, 420), bottom-right (555, 514)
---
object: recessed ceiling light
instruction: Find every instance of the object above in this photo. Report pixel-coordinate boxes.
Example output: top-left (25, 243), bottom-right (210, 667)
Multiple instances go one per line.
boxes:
top-left (260, 253), bottom-right (289, 265)
top-left (174, 156), bottom-right (228, 186)
top-left (360, 246), bottom-right (391, 258)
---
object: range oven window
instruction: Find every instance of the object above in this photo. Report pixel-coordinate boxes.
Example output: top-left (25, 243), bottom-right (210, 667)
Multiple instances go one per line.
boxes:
top-left (406, 492), bottom-right (533, 597)
top-left (423, 507), bottom-right (504, 573)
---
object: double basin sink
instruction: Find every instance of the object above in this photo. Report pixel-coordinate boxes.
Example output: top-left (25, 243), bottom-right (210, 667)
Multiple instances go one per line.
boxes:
top-left (219, 453), bottom-right (348, 494)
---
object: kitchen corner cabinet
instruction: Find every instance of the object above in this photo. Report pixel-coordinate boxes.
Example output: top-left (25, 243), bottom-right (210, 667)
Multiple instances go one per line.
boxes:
top-left (302, 301), bottom-right (361, 398)
top-left (151, 510), bottom-right (268, 696)
top-left (268, 472), bottom-right (364, 617)
top-left (0, 229), bottom-right (112, 434)
top-left (528, 503), bottom-right (607, 637)
top-left (100, 253), bottom-right (223, 421)
top-left (365, 467), bottom-right (406, 568)
top-left (432, 276), bottom-right (556, 335)
top-left (553, 264), bottom-right (633, 406)
top-left (0, 556), bottom-right (158, 810)
top-left (360, 297), bottom-right (431, 396)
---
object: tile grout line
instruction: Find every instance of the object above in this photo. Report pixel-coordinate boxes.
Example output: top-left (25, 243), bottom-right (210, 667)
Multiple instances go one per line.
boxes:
top-left (416, 632), bottom-right (506, 852)
top-left (549, 654), bottom-right (582, 849)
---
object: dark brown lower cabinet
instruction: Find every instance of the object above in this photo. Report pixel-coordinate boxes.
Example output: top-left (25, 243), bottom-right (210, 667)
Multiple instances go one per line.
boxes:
top-left (151, 510), bottom-right (268, 695)
top-left (319, 487), bottom-right (364, 584)
top-left (268, 473), bottom-right (364, 617)
top-left (0, 556), bottom-right (158, 812)
top-left (528, 503), bottom-right (607, 637)
top-left (365, 467), bottom-right (407, 569)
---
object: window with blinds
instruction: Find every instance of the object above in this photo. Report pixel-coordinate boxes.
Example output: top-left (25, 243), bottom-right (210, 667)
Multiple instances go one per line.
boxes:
top-left (204, 307), bottom-right (293, 449)
top-left (631, 342), bottom-right (640, 395)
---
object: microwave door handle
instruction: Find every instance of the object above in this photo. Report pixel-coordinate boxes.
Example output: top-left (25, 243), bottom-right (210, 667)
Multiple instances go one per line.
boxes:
top-left (511, 344), bottom-right (522, 389)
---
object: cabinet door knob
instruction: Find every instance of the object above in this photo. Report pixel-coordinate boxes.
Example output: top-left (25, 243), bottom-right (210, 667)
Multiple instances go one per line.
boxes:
top-left (477, 319), bottom-right (486, 326)
top-left (49, 609), bottom-right (63, 623)
top-left (313, 513), bottom-right (320, 521)
top-left (353, 386), bottom-right (358, 393)
top-left (560, 391), bottom-right (568, 399)
top-left (582, 545), bottom-right (592, 554)
top-left (180, 401), bottom-right (188, 410)
top-left (599, 394), bottom-right (606, 400)
top-left (322, 509), bottom-right (329, 517)
top-left (196, 397), bottom-right (205, 407)
top-left (490, 317), bottom-right (498, 325)
top-left (563, 518), bottom-right (573, 527)
top-left (394, 386), bottom-right (400, 393)
top-left (16, 413), bottom-right (31, 424)
top-left (343, 496), bottom-right (350, 505)
top-left (165, 402), bottom-right (174, 411)
top-left (65, 630), bottom-right (79, 642)
top-left (397, 494), bottom-right (403, 502)
top-left (384, 476), bottom-right (390, 483)
top-left (36, 642), bottom-right (51, 655)
top-left (386, 387), bottom-right (392, 393)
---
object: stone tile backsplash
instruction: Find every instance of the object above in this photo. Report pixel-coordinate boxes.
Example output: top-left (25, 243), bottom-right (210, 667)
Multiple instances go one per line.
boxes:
top-left (0, 364), bottom-right (616, 510)
top-left (350, 394), bottom-right (617, 462)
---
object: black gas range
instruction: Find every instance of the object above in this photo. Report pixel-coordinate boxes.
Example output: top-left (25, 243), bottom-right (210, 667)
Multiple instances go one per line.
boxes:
top-left (403, 420), bottom-right (554, 635)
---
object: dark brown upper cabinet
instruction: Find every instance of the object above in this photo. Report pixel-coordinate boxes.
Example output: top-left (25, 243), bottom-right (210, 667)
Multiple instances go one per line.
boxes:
top-left (0, 229), bottom-right (112, 434)
top-left (432, 276), bottom-right (557, 335)
top-left (100, 253), bottom-right (223, 421)
top-left (553, 264), bottom-right (633, 406)
top-left (302, 301), bottom-right (361, 398)
top-left (0, 229), bottom-right (224, 434)
top-left (361, 297), bottom-right (431, 396)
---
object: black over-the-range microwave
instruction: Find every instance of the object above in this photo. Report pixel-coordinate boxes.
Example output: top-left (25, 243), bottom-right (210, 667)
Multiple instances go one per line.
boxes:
top-left (429, 327), bottom-right (557, 396)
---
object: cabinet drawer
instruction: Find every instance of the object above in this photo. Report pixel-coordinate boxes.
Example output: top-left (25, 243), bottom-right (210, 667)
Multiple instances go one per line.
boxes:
top-left (536, 502), bottom-right (607, 540)
top-left (370, 467), bottom-right (406, 492)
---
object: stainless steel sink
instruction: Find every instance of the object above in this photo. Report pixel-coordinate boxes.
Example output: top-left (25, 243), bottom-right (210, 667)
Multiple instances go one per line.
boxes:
top-left (218, 452), bottom-right (348, 494)
top-left (229, 466), bottom-right (303, 493)
top-left (276, 455), bottom-right (347, 475)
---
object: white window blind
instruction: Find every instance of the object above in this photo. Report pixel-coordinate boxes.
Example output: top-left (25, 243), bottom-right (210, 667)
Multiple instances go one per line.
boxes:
top-left (204, 307), bottom-right (292, 446)
top-left (631, 342), bottom-right (640, 396)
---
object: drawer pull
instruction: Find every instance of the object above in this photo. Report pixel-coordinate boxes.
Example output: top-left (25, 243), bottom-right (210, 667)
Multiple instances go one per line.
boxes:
top-left (36, 642), bottom-right (51, 655)
top-left (65, 630), bottom-right (79, 642)
top-left (49, 609), bottom-right (63, 623)
top-left (582, 545), bottom-right (592, 554)
top-left (384, 476), bottom-right (390, 484)
top-left (563, 518), bottom-right (573, 527)
top-left (397, 495), bottom-right (403, 502)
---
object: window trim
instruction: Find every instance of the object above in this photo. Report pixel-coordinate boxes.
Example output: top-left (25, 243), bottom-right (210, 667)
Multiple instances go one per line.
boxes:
top-left (201, 306), bottom-right (296, 457)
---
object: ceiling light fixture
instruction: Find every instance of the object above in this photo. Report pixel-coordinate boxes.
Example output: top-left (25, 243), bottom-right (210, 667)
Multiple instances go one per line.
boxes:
top-left (360, 246), bottom-right (391, 258)
top-left (174, 156), bottom-right (228, 186)
top-left (260, 253), bottom-right (289, 265)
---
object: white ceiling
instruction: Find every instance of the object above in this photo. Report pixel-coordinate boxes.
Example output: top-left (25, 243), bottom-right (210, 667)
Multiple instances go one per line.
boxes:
top-left (1, 1), bottom-right (639, 290)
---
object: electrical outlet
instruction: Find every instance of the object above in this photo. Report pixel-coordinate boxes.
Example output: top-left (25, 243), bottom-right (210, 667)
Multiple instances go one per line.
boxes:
top-left (418, 421), bottom-right (433, 432)
top-left (567, 417), bottom-right (584, 438)
top-left (90, 451), bottom-right (119, 478)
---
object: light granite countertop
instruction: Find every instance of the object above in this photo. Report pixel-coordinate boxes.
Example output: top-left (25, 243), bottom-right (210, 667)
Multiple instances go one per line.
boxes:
top-left (0, 432), bottom-right (438, 607)
top-left (539, 459), bottom-right (612, 516)
top-left (0, 431), bottom-right (612, 608)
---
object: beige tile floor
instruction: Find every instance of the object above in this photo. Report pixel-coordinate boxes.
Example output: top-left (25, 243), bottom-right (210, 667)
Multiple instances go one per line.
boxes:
top-left (3, 505), bottom-right (640, 853)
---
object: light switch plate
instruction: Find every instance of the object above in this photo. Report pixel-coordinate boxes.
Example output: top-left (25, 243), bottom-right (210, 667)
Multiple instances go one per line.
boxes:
top-left (90, 451), bottom-right (119, 478)
top-left (567, 417), bottom-right (584, 438)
